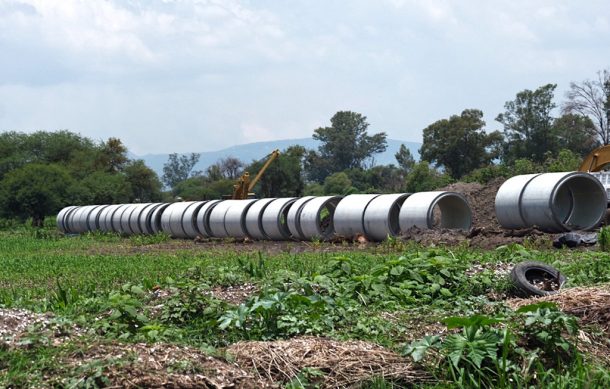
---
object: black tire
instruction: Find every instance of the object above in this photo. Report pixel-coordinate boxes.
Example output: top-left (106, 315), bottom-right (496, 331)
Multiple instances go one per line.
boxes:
top-left (510, 261), bottom-right (566, 297)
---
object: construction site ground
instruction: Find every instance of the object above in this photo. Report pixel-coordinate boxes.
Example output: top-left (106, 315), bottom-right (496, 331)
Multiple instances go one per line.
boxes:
top-left (2, 179), bottom-right (610, 387)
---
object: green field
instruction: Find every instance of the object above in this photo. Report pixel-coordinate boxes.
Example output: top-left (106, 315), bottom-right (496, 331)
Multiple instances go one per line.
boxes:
top-left (1, 226), bottom-right (610, 388)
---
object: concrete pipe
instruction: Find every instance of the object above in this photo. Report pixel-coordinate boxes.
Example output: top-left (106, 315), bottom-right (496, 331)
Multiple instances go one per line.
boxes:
top-left (286, 196), bottom-right (315, 240)
top-left (244, 198), bottom-right (276, 240)
top-left (399, 191), bottom-right (472, 230)
top-left (87, 205), bottom-right (110, 232)
top-left (224, 199), bottom-right (257, 238)
top-left (261, 198), bottom-right (297, 240)
top-left (209, 200), bottom-right (242, 238)
top-left (137, 203), bottom-right (163, 235)
top-left (495, 174), bottom-right (542, 229)
top-left (497, 172), bottom-right (607, 232)
top-left (64, 206), bottom-right (85, 233)
top-left (195, 200), bottom-right (221, 238)
top-left (128, 203), bottom-right (152, 235)
top-left (98, 205), bottom-right (120, 233)
top-left (299, 196), bottom-right (342, 241)
top-left (333, 194), bottom-right (381, 238)
top-left (119, 204), bottom-right (141, 235)
top-left (182, 201), bottom-right (207, 238)
top-left (160, 201), bottom-right (199, 238)
top-left (70, 205), bottom-right (99, 233)
top-left (110, 204), bottom-right (132, 233)
top-left (57, 206), bottom-right (77, 233)
top-left (63, 206), bottom-right (81, 233)
top-left (149, 203), bottom-right (171, 234)
top-left (363, 193), bottom-right (411, 241)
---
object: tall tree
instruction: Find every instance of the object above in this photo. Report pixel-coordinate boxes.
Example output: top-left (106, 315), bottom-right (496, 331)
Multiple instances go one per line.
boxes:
top-left (563, 70), bottom-right (610, 145)
top-left (124, 160), bottom-right (163, 202)
top-left (161, 153), bottom-right (201, 189)
top-left (305, 111), bottom-right (387, 182)
top-left (551, 114), bottom-right (599, 156)
top-left (420, 109), bottom-right (503, 179)
top-left (0, 164), bottom-right (75, 226)
top-left (496, 84), bottom-right (557, 164)
top-left (395, 144), bottom-right (415, 173)
top-left (218, 157), bottom-right (244, 180)
top-left (96, 137), bottom-right (129, 173)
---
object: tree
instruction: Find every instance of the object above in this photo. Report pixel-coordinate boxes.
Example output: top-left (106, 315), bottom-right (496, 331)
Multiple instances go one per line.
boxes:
top-left (395, 144), bottom-right (415, 173)
top-left (404, 161), bottom-right (452, 193)
top-left (496, 84), bottom-right (557, 164)
top-left (96, 137), bottom-right (129, 173)
top-left (218, 157), bottom-right (244, 180)
top-left (124, 160), bottom-right (163, 202)
top-left (80, 172), bottom-right (132, 204)
top-left (162, 153), bottom-right (201, 189)
top-left (0, 164), bottom-right (75, 226)
top-left (551, 114), bottom-right (599, 157)
top-left (323, 172), bottom-right (353, 195)
top-left (563, 70), bottom-right (610, 144)
top-left (420, 109), bottom-right (503, 179)
top-left (305, 111), bottom-right (387, 181)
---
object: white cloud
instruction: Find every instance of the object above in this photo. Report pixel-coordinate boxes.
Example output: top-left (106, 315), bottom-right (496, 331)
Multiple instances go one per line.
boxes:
top-left (0, 0), bottom-right (609, 153)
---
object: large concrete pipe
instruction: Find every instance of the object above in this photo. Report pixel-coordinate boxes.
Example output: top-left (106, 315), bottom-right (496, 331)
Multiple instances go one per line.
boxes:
top-left (261, 198), bottom-right (296, 240)
top-left (98, 204), bottom-right (120, 232)
top-left (496, 172), bottom-right (607, 232)
top-left (209, 200), bottom-right (254, 238)
top-left (88, 205), bottom-right (110, 232)
top-left (119, 204), bottom-right (141, 235)
top-left (363, 193), bottom-right (411, 241)
top-left (399, 191), bottom-right (472, 230)
top-left (136, 203), bottom-right (161, 235)
top-left (57, 206), bottom-right (77, 233)
top-left (111, 204), bottom-right (133, 233)
top-left (70, 205), bottom-right (100, 233)
top-left (244, 198), bottom-right (276, 240)
top-left (161, 201), bottom-right (200, 238)
top-left (149, 203), bottom-right (170, 234)
top-left (128, 203), bottom-right (153, 235)
top-left (286, 196), bottom-right (315, 240)
top-left (195, 200), bottom-right (221, 238)
top-left (298, 196), bottom-right (342, 241)
top-left (333, 194), bottom-right (381, 238)
top-left (494, 174), bottom-right (542, 229)
top-left (224, 199), bottom-right (257, 238)
top-left (182, 201), bottom-right (207, 238)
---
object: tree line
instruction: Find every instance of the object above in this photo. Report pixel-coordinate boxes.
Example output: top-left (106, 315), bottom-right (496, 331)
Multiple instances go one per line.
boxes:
top-left (1, 68), bottom-right (608, 225)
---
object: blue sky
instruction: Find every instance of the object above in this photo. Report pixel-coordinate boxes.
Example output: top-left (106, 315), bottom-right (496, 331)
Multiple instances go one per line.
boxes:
top-left (0, 0), bottom-right (608, 154)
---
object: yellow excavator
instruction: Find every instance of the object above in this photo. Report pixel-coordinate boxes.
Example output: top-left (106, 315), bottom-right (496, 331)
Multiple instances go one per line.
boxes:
top-left (228, 149), bottom-right (280, 199)
top-left (579, 145), bottom-right (610, 172)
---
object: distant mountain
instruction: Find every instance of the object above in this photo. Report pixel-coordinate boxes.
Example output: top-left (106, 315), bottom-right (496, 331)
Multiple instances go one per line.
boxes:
top-left (133, 138), bottom-right (421, 177)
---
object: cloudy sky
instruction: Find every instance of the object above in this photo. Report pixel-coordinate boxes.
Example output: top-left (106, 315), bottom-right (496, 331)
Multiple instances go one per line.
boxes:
top-left (0, 0), bottom-right (608, 155)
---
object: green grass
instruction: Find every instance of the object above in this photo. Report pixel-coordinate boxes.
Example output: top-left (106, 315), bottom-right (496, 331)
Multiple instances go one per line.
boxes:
top-left (1, 228), bottom-right (610, 387)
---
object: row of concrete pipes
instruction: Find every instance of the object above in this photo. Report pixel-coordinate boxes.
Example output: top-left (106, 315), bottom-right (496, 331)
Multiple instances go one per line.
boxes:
top-left (56, 172), bottom-right (610, 241)
top-left (57, 191), bottom-right (472, 242)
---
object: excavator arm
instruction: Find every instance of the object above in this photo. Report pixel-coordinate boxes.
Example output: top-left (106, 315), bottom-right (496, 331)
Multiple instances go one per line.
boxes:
top-left (230, 149), bottom-right (280, 199)
top-left (579, 145), bottom-right (610, 172)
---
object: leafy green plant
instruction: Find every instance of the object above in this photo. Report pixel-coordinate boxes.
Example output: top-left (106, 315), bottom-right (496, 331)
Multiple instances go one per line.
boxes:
top-left (598, 226), bottom-right (610, 252)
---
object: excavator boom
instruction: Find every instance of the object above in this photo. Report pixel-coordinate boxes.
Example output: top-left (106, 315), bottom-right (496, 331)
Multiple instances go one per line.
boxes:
top-left (230, 149), bottom-right (280, 199)
top-left (579, 145), bottom-right (610, 172)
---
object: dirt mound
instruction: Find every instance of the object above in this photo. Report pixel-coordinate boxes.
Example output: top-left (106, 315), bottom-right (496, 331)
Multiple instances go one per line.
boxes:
top-left (441, 178), bottom-right (505, 230)
top-left (506, 284), bottom-right (610, 332)
top-left (0, 308), bottom-right (82, 348)
top-left (225, 336), bottom-right (428, 387)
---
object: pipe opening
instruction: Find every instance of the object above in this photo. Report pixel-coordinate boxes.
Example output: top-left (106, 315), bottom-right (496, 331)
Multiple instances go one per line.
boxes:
top-left (553, 175), bottom-right (606, 230)
top-left (430, 194), bottom-right (472, 230)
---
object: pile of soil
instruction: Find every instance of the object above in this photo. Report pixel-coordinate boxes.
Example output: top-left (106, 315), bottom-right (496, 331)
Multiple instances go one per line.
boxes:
top-left (441, 178), bottom-right (505, 231)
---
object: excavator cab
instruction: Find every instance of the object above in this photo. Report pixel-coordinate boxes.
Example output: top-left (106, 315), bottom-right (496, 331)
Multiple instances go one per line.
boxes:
top-left (225, 149), bottom-right (280, 200)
